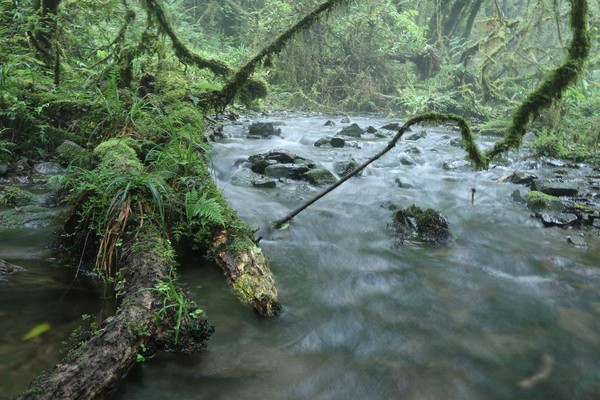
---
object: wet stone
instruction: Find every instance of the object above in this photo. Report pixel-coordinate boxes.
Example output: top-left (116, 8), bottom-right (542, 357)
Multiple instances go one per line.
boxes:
top-left (380, 122), bottom-right (400, 131)
top-left (538, 213), bottom-right (579, 227)
top-left (406, 130), bottom-right (427, 141)
top-left (510, 172), bottom-right (538, 186)
top-left (304, 168), bottom-right (337, 186)
top-left (247, 122), bottom-right (282, 138)
top-left (333, 160), bottom-right (359, 177)
top-left (443, 159), bottom-right (471, 170)
top-left (264, 164), bottom-right (310, 179)
top-left (534, 180), bottom-right (579, 197)
top-left (449, 138), bottom-right (462, 148)
top-left (324, 120), bottom-right (336, 126)
top-left (340, 116), bottom-right (351, 123)
top-left (338, 123), bottom-right (364, 138)
top-left (366, 126), bottom-right (378, 134)
top-left (252, 178), bottom-right (277, 188)
top-left (330, 137), bottom-right (346, 148)
top-left (33, 162), bottom-right (66, 175)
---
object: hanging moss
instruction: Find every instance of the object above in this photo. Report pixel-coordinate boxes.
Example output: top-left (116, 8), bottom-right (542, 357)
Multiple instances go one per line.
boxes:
top-left (142, 0), bottom-right (231, 77)
top-left (486, 0), bottom-right (590, 159)
top-left (212, 0), bottom-right (352, 110)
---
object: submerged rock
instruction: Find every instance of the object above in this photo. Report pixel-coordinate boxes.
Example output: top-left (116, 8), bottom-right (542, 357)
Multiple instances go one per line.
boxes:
top-left (340, 116), bottom-right (351, 123)
top-left (393, 205), bottom-right (451, 243)
top-left (314, 137), bottom-right (345, 148)
top-left (264, 164), bottom-right (310, 179)
top-left (252, 178), bottom-right (277, 188)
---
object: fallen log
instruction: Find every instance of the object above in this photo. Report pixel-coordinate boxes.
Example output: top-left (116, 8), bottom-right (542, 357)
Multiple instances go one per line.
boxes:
top-left (19, 229), bottom-right (213, 399)
top-left (212, 231), bottom-right (281, 317)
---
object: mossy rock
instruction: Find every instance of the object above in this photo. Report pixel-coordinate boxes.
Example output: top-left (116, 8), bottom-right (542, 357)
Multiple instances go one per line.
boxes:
top-left (0, 205), bottom-right (56, 229)
top-left (526, 191), bottom-right (565, 212)
top-left (393, 204), bottom-right (450, 243)
top-left (94, 138), bottom-right (142, 169)
top-left (0, 186), bottom-right (34, 207)
top-left (56, 140), bottom-right (93, 168)
top-left (304, 168), bottom-right (338, 186)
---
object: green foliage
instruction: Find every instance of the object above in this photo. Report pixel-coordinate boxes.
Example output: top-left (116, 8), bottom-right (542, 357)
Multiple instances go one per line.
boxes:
top-left (185, 189), bottom-right (225, 227)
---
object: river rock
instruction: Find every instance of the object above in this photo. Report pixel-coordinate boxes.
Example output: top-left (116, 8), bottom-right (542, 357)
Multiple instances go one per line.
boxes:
top-left (249, 150), bottom-right (314, 173)
top-left (449, 137), bottom-right (462, 148)
top-left (340, 116), bottom-right (351, 123)
top-left (247, 122), bottom-right (282, 138)
top-left (393, 204), bottom-right (450, 243)
top-left (314, 137), bottom-right (345, 148)
top-left (510, 172), bottom-right (538, 186)
top-left (399, 155), bottom-right (417, 166)
top-left (404, 144), bottom-right (422, 155)
top-left (539, 212), bottom-right (579, 227)
top-left (333, 160), bottom-right (359, 177)
top-left (338, 123), bottom-right (364, 138)
top-left (406, 130), bottom-right (427, 141)
top-left (0, 164), bottom-right (8, 175)
top-left (366, 126), bottom-right (378, 134)
top-left (324, 120), bottom-right (336, 126)
top-left (330, 137), bottom-right (346, 148)
top-left (0, 205), bottom-right (56, 229)
top-left (443, 159), bottom-right (471, 170)
top-left (381, 122), bottom-right (400, 131)
top-left (56, 140), bottom-right (93, 168)
top-left (533, 180), bottom-right (579, 197)
top-left (304, 168), bottom-right (337, 186)
top-left (33, 162), bottom-right (66, 175)
top-left (252, 178), bottom-right (277, 188)
top-left (526, 191), bottom-right (566, 212)
top-left (0, 186), bottom-right (34, 207)
top-left (264, 164), bottom-right (310, 179)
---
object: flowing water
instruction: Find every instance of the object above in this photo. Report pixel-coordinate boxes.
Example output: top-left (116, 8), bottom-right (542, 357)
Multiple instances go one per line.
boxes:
top-left (2, 116), bottom-right (600, 399)
top-left (117, 116), bottom-right (600, 399)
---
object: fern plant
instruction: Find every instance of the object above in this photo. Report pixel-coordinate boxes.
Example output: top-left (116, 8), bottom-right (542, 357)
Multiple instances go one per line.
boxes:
top-left (184, 189), bottom-right (225, 227)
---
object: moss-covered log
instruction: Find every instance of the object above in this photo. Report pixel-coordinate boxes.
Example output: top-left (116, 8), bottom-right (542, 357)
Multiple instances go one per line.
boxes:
top-left (19, 229), bottom-right (213, 400)
top-left (212, 231), bottom-right (281, 317)
top-left (486, 0), bottom-right (590, 159)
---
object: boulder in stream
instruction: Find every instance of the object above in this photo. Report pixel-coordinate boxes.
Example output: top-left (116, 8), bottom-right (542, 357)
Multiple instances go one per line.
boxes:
top-left (247, 122), bottom-right (282, 139)
top-left (380, 122), bottom-right (400, 131)
top-left (393, 204), bottom-right (451, 243)
top-left (443, 159), bottom-right (471, 170)
top-left (338, 123), bottom-right (364, 138)
top-left (304, 168), bottom-right (337, 186)
top-left (333, 160), bottom-right (359, 177)
top-left (533, 180), bottom-right (579, 197)
top-left (406, 130), bottom-right (427, 141)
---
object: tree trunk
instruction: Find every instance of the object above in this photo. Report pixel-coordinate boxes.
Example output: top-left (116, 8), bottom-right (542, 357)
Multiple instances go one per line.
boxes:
top-left (19, 229), bottom-right (213, 400)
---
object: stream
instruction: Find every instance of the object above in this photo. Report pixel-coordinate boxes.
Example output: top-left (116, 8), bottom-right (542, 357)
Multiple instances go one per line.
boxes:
top-left (2, 116), bottom-right (600, 399)
top-left (118, 116), bottom-right (600, 399)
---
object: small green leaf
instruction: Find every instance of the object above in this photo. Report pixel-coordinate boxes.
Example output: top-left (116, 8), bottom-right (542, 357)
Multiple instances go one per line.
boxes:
top-left (22, 323), bottom-right (51, 341)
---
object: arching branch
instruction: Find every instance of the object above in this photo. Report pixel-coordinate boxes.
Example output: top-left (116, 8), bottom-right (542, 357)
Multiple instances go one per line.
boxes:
top-left (486, 0), bottom-right (590, 159)
top-left (264, 112), bottom-right (488, 237)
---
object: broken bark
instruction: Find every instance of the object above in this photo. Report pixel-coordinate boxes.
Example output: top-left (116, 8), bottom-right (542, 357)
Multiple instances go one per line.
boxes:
top-left (212, 231), bottom-right (281, 317)
top-left (19, 229), bottom-right (213, 400)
